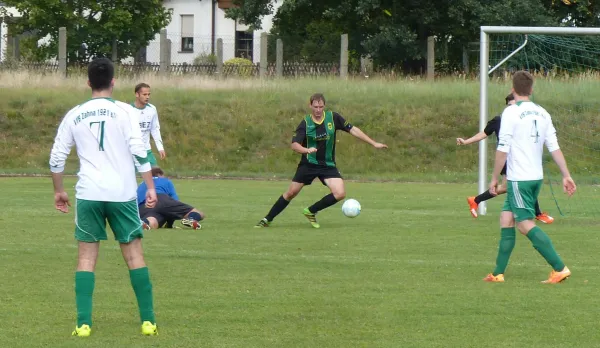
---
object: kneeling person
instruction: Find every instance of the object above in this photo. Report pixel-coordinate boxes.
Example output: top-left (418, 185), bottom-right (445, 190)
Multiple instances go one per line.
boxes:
top-left (137, 167), bottom-right (205, 230)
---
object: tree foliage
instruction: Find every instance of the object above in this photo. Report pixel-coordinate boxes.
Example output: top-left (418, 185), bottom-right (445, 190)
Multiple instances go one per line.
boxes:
top-left (224, 0), bottom-right (274, 30)
top-left (2, 0), bottom-right (172, 63)
top-left (226, 0), bottom-right (600, 71)
top-left (549, 0), bottom-right (600, 27)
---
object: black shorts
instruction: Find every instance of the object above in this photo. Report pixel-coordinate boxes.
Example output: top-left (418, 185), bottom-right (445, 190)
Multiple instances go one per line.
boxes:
top-left (139, 194), bottom-right (194, 227)
top-left (501, 163), bottom-right (507, 176)
top-left (292, 164), bottom-right (342, 186)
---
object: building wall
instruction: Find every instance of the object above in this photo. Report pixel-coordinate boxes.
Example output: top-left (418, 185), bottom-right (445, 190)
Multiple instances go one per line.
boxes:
top-left (1, 1), bottom-right (281, 64)
top-left (0, 6), bottom-right (21, 62)
top-left (146, 0), bottom-right (281, 64)
top-left (0, 6), bottom-right (54, 62)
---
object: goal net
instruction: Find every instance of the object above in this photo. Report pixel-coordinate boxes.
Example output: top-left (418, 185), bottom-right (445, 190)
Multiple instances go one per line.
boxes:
top-left (478, 26), bottom-right (600, 219)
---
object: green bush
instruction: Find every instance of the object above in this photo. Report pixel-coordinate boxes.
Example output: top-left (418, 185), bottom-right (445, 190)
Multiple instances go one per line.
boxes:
top-left (194, 52), bottom-right (217, 65)
top-left (224, 57), bottom-right (255, 77)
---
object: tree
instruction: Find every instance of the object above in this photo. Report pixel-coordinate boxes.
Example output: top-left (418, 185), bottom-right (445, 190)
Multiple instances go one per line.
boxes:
top-left (2, 0), bottom-right (172, 63)
top-left (547, 0), bottom-right (600, 27)
top-left (224, 0), bottom-right (274, 30)
top-left (226, 0), bottom-right (588, 72)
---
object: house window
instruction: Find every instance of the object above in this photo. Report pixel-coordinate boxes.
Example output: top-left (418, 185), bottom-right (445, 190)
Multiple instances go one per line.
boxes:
top-left (181, 15), bottom-right (194, 52)
top-left (235, 31), bottom-right (253, 60)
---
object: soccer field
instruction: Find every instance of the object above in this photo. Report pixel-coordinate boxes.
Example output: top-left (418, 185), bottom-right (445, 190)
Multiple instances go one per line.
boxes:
top-left (1, 177), bottom-right (598, 348)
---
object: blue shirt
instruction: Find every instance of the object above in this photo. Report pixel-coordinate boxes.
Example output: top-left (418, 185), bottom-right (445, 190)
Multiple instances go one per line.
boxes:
top-left (137, 177), bottom-right (179, 205)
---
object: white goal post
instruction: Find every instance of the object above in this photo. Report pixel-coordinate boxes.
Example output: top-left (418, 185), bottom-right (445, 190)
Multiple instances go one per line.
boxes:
top-left (477, 26), bottom-right (600, 215)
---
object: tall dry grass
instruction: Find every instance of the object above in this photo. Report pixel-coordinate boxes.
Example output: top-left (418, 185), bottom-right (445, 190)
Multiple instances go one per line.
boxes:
top-left (0, 70), bottom-right (276, 90)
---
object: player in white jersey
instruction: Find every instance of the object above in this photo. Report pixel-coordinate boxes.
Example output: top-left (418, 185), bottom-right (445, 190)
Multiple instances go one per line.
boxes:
top-left (49, 58), bottom-right (159, 337)
top-left (131, 83), bottom-right (165, 167)
top-left (483, 71), bottom-right (576, 284)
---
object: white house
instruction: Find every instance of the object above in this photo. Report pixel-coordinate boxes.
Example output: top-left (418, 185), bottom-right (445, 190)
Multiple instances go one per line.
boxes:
top-left (0, 3), bottom-right (20, 62)
top-left (1, 0), bottom-right (281, 64)
top-left (145, 0), bottom-right (282, 64)
top-left (0, 4), bottom-right (52, 62)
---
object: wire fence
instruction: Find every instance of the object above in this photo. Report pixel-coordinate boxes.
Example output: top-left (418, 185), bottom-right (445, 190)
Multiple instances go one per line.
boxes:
top-left (0, 60), bottom-right (348, 78)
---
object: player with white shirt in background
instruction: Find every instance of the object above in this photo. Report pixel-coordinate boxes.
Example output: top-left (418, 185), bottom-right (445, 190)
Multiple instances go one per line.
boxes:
top-left (131, 83), bottom-right (165, 167)
top-left (483, 71), bottom-right (576, 284)
top-left (49, 58), bottom-right (159, 337)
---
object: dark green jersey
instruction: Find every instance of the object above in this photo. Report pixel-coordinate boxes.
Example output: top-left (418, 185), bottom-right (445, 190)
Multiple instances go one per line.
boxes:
top-left (291, 111), bottom-right (353, 167)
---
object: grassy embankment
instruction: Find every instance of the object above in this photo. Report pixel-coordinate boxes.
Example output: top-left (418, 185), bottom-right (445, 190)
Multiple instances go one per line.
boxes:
top-left (1, 72), bottom-right (598, 183)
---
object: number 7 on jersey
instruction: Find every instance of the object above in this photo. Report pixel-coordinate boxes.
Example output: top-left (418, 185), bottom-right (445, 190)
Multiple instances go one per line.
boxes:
top-left (89, 121), bottom-right (105, 151)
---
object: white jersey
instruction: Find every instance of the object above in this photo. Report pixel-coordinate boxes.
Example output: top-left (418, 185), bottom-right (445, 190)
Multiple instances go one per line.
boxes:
top-left (49, 98), bottom-right (151, 202)
top-left (497, 101), bottom-right (560, 181)
top-left (130, 103), bottom-right (164, 152)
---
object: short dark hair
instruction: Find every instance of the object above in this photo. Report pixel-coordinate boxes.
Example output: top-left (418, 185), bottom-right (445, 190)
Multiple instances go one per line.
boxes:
top-left (505, 93), bottom-right (514, 105)
top-left (310, 93), bottom-right (326, 105)
top-left (151, 167), bottom-right (164, 177)
top-left (87, 58), bottom-right (114, 91)
top-left (512, 70), bottom-right (534, 96)
top-left (135, 83), bottom-right (150, 93)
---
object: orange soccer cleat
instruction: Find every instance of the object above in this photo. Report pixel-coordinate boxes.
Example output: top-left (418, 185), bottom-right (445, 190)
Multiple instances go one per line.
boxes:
top-left (467, 196), bottom-right (478, 218)
top-left (536, 212), bottom-right (554, 224)
top-left (483, 273), bottom-right (505, 282)
top-left (541, 266), bottom-right (571, 284)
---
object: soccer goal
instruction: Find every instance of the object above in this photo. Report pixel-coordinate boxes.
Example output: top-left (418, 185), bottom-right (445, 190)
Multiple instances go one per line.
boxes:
top-left (478, 26), bottom-right (600, 217)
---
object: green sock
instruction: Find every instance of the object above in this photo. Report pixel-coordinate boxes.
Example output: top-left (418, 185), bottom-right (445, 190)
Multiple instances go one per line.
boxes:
top-left (129, 267), bottom-right (156, 324)
top-left (492, 227), bottom-right (516, 276)
top-left (526, 226), bottom-right (565, 271)
top-left (75, 271), bottom-right (95, 327)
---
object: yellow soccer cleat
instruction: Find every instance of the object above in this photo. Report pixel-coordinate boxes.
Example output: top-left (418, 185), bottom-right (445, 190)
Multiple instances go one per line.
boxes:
top-left (72, 324), bottom-right (91, 337)
top-left (483, 273), bottom-right (505, 282)
top-left (302, 208), bottom-right (320, 228)
top-left (141, 321), bottom-right (158, 336)
top-left (542, 266), bottom-right (571, 284)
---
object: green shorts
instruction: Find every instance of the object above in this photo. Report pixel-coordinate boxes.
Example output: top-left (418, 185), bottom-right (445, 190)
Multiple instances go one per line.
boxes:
top-left (146, 150), bottom-right (158, 167)
top-left (502, 180), bottom-right (542, 222)
top-left (135, 150), bottom-right (158, 172)
top-left (75, 199), bottom-right (143, 243)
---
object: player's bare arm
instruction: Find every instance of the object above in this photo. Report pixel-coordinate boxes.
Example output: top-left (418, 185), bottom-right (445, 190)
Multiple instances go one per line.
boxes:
top-left (291, 142), bottom-right (317, 154)
top-left (489, 150), bottom-right (508, 195)
top-left (52, 172), bottom-right (71, 213)
top-left (348, 127), bottom-right (387, 148)
top-left (550, 149), bottom-right (576, 196)
top-left (49, 109), bottom-right (76, 214)
top-left (140, 163), bottom-right (158, 208)
top-left (139, 170), bottom-right (157, 208)
top-left (457, 131), bottom-right (487, 145)
top-left (150, 109), bottom-right (165, 159)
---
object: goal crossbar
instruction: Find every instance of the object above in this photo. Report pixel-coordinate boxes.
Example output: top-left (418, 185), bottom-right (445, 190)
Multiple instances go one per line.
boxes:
top-left (477, 26), bottom-right (600, 215)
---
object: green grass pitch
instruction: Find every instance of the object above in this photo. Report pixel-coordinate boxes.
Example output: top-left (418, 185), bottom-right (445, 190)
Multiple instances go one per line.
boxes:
top-left (0, 177), bottom-right (598, 348)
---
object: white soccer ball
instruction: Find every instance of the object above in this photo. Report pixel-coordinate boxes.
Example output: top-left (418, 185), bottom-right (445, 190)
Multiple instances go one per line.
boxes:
top-left (342, 199), bottom-right (361, 218)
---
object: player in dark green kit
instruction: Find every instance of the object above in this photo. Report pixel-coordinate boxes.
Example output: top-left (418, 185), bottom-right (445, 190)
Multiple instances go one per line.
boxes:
top-left (255, 93), bottom-right (388, 228)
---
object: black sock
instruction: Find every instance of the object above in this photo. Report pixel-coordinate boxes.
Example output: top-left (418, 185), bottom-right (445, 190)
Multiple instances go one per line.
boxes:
top-left (534, 200), bottom-right (542, 216)
top-left (188, 212), bottom-right (203, 221)
top-left (475, 190), bottom-right (495, 204)
top-left (309, 193), bottom-right (339, 214)
top-left (265, 195), bottom-right (290, 221)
